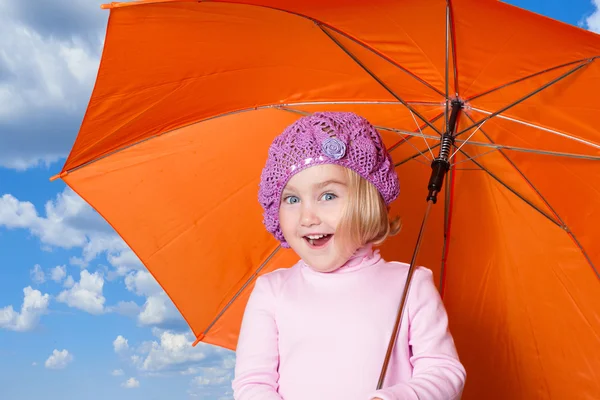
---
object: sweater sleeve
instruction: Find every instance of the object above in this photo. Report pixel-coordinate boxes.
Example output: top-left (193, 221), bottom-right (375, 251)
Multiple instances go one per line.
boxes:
top-left (232, 275), bottom-right (283, 400)
top-left (369, 267), bottom-right (466, 400)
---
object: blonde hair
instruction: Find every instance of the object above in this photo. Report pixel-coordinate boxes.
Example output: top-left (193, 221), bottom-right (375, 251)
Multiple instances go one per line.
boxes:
top-left (336, 168), bottom-right (401, 257)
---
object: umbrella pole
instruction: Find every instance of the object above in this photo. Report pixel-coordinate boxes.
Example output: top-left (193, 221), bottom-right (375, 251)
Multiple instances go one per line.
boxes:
top-left (376, 199), bottom-right (434, 389)
top-left (376, 100), bottom-right (463, 389)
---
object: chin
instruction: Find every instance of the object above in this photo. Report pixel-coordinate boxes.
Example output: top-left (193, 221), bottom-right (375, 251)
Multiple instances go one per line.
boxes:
top-left (287, 238), bottom-right (349, 272)
top-left (303, 256), bottom-right (345, 273)
top-left (310, 264), bottom-right (339, 273)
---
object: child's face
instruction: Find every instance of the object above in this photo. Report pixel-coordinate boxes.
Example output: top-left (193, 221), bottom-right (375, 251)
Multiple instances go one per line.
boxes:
top-left (279, 164), bottom-right (353, 272)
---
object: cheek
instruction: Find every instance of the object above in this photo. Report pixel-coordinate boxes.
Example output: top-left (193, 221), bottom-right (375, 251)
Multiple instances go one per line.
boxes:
top-left (278, 207), bottom-right (296, 234)
top-left (325, 200), bottom-right (347, 227)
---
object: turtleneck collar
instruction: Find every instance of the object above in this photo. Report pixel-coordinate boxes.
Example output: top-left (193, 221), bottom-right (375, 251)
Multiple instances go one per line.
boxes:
top-left (300, 244), bottom-right (382, 275)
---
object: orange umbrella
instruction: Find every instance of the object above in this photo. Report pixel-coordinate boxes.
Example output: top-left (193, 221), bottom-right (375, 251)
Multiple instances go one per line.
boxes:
top-left (53, 0), bottom-right (600, 398)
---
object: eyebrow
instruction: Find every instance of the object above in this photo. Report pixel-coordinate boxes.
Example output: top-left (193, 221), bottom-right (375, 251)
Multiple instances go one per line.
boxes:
top-left (282, 179), bottom-right (346, 194)
top-left (315, 179), bottom-right (347, 189)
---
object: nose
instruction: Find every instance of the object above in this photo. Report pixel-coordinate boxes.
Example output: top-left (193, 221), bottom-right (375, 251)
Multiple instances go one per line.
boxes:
top-left (300, 203), bottom-right (321, 227)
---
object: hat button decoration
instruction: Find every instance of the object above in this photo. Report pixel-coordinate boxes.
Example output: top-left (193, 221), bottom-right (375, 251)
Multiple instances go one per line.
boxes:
top-left (321, 137), bottom-right (347, 160)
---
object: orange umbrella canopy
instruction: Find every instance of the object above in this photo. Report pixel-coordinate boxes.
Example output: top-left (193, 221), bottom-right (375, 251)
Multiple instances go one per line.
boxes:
top-left (56, 0), bottom-right (600, 398)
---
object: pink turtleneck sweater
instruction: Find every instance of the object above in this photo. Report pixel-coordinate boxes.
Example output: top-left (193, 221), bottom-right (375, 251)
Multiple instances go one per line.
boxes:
top-left (232, 246), bottom-right (466, 400)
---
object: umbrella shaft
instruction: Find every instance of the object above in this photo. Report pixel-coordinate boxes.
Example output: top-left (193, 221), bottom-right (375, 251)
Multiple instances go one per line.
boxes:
top-left (427, 100), bottom-right (462, 203)
top-left (377, 200), bottom-right (434, 389)
top-left (378, 100), bottom-right (462, 387)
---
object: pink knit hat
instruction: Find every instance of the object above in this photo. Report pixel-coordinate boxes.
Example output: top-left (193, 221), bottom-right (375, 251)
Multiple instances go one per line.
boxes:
top-left (258, 112), bottom-right (399, 247)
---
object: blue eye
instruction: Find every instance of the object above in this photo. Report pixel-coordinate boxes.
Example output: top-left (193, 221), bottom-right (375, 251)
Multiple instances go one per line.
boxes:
top-left (321, 193), bottom-right (337, 201)
top-left (284, 196), bottom-right (300, 204)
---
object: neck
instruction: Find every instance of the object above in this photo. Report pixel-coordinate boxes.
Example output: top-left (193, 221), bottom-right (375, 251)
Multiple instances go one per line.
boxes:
top-left (336, 244), bottom-right (378, 272)
top-left (302, 244), bottom-right (381, 274)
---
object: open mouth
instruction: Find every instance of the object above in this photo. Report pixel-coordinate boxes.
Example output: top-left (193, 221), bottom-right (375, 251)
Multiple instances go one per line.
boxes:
top-left (304, 234), bottom-right (333, 249)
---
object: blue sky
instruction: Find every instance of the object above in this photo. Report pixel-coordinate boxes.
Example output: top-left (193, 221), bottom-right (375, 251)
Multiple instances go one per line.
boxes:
top-left (0, 1), bottom-right (598, 399)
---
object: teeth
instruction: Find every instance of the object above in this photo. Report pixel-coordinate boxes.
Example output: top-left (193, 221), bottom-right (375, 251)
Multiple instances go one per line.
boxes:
top-left (306, 234), bottom-right (327, 240)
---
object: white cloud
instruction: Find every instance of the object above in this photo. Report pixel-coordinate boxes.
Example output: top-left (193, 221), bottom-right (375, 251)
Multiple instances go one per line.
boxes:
top-left (138, 293), bottom-right (181, 326)
top-left (0, 189), bottom-right (143, 276)
top-left (116, 328), bottom-right (235, 398)
top-left (124, 270), bottom-right (162, 297)
top-left (122, 377), bottom-right (140, 388)
top-left (63, 275), bottom-right (75, 288)
top-left (56, 270), bottom-right (105, 314)
top-left (191, 368), bottom-right (232, 386)
top-left (0, 192), bottom-right (86, 248)
top-left (45, 349), bottom-right (73, 369)
top-left (131, 355), bottom-right (142, 368)
top-left (113, 335), bottom-right (129, 354)
top-left (0, 286), bottom-right (49, 331)
top-left (0, 0), bottom-right (107, 170)
top-left (221, 355), bottom-right (236, 370)
top-left (50, 265), bottom-right (67, 282)
top-left (188, 363), bottom-right (235, 399)
top-left (124, 271), bottom-right (181, 326)
top-left (30, 264), bottom-right (45, 284)
top-left (585, 0), bottom-right (600, 32)
top-left (138, 330), bottom-right (208, 372)
top-left (111, 369), bottom-right (124, 376)
top-left (32, 362), bottom-right (37, 366)
top-left (0, 195), bottom-right (45, 234)
top-left (107, 301), bottom-right (141, 318)
top-left (182, 367), bottom-right (201, 375)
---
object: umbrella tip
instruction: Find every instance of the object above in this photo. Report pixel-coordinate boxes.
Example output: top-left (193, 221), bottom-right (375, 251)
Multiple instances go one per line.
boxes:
top-left (192, 333), bottom-right (205, 347)
top-left (49, 171), bottom-right (67, 182)
top-left (101, 2), bottom-right (121, 9)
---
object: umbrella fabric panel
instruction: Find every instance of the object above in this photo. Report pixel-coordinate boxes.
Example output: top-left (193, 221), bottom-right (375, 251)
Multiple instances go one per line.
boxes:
top-left (451, 0), bottom-right (600, 99)
top-left (64, 1), bottom-right (403, 171)
top-left (64, 109), bottom-right (303, 345)
top-left (445, 169), bottom-right (600, 399)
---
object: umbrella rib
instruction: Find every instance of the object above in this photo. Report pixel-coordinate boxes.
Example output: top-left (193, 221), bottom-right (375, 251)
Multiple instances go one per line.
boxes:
top-left (277, 100), bottom-right (410, 106)
top-left (388, 112), bottom-right (445, 153)
top-left (276, 104), bottom-right (445, 153)
top-left (453, 143), bottom-right (600, 160)
top-left (202, 245), bottom-right (282, 337)
top-left (393, 137), bottom-right (600, 168)
top-left (277, 106), bottom-right (434, 164)
top-left (444, 1), bottom-right (450, 134)
top-left (456, 147), bottom-right (563, 229)
top-left (316, 24), bottom-right (443, 136)
top-left (448, 0), bottom-right (459, 98)
top-left (408, 109), bottom-right (436, 160)
top-left (457, 58), bottom-right (595, 136)
top-left (467, 57), bottom-right (597, 102)
top-left (469, 107), bottom-right (600, 151)
top-left (407, 101), bottom-right (445, 106)
top-left (451, 148), bottom-right (497, 166)
top-left (395, 143), bottom-right (442, 167)
top-left (55, 101), bottom-right (432, 177)
top-left (399, 138), bottom-right (433, 164)
top-left (310, 26), bottom-right (444, 98)
top-left (440, 161), bottom-right (456, 294)
top-left (57, 99), bottom-right (597, 180)
top-left (462, 114), bottom-right (599, 279)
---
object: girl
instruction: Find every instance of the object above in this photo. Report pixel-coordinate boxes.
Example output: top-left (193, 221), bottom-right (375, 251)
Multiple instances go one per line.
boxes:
top-left (232, 112), bottom-right (466, 400)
